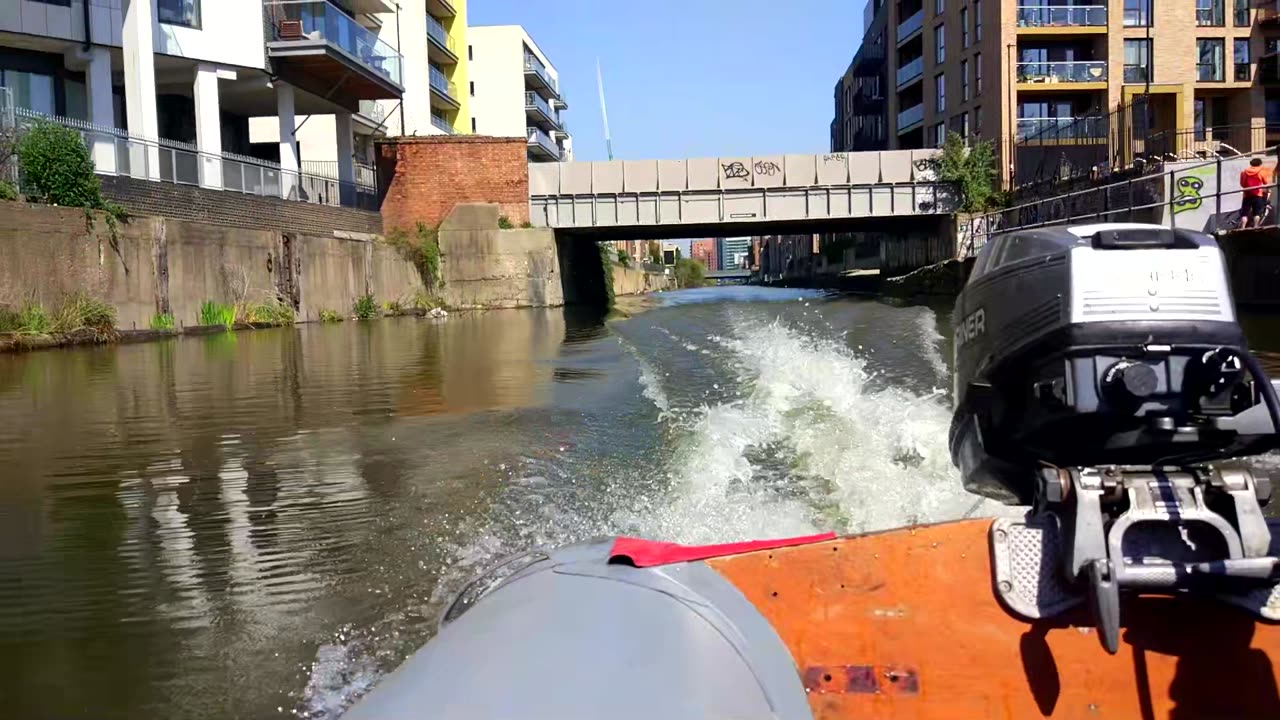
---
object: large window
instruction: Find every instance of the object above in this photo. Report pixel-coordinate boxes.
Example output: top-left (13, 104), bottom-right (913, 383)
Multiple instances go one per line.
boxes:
top-left (935, 0), bottom-right (944, 15)
top-left (935, 73), bottom-right (946, 113)
top-left (1124, 38), bottom-right (1152, 83)
top-left (933, 122), bottom-right (945, 148)
top-left (158, 0), bottom-right (200, 28)
top-left (1235, 38), bottom-right (1252, 81)
top-left (975, 0), bottom-right (982, 41)
top-left (1197, 0), bottom-right (1225, 27)
top-left (961, 7), bottom-right (969, 48)
top-left (935, 24), bottom-right (945, 64)
top-left (1123, 0), bottom-right (1151, 27)
top-left (1198, 38), bottom-right (1225, 82)
top-left (974, 105), bottom-right (983, 136)
top-left (961, 59), bottom-right (969, 101)
top-left (1235, 0), bottom-right (1250, 26)
top-left (975, 52), bottom-right (983, 93)
top-left (0, 69), bottom-right (55, 116)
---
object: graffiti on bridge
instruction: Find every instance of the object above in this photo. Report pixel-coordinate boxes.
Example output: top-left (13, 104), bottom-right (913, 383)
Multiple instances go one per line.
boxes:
top-left (721, 161), bottom-right (751, 180)
top-left (753, 160), bottom-right (782, 177)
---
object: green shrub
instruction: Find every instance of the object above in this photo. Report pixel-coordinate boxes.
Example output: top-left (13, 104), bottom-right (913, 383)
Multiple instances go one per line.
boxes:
top-left (674, 258), bottom-right (707, 289)
top-left (520, 220), bottom-right (533, 229)
top-left (597, 243), bottom-right (615, 311)
top-left (0, 180), bottom-right (17, 201)
top-left (245, 299), bottom-right (295, 326)
top-left (385, 222), bottom-right (443, 292)
top-left (383, 299), bottom-right (404, 315)
top-left (199, 300), bottom-right (236, 329)
top-left (497, 215), bottom-right (515, 229)
top-left (411, 292), bottom-right (444, 311)
top-left (926, 132), bottom-right (1000, 213)
top-left (352, 294), bottom-right (378, 320)
top-left (18, 303), bottom-right (50, 334)
top-left (319, 309), bottom-right (343, 323)
top-left (0, 307), bottom-right (21, 333)
top-left (51, 292), bottom-right (116, 333)
top-left (150, 313), bottom-right (175, 330)
top-left (17, 121), bottom-right (102, 208)
top-left (617, 249), bottom-right (632, 267)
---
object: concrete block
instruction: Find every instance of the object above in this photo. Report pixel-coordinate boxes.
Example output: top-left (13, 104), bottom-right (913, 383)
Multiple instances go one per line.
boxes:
top-left (716, 156), bottom-right (752, 189)
top-left (591, 160), bottom-right (624, 194)
top-left (818, 152), bottom-right (850, 184)
top-left (723, 194), bottom-right (762, 221)
top-left (768, 190), bottom-right (806, 220)
top-left (785, 154), bottom-right (817, 186)
top-left (560, 162), bottom-right (593, 194)
top-left (687, 157), bottom-right (719, 190)
top-left (684, 195), bottom-right (720, 223)
top-left (847, 151), bottom-right (880, 184)
top-left (880, 151), bottom-right (913, 183)
top-left (528, 163), bottom-right (559, 195)
top-left (657, 159), bottom-right (687, 190)
top-left (911, 149), bottom-right (940, 181)
top-left (624, 160), bottom-right (658, 192)
top-left (752, 155), bottom-right (786, 188)
top-left (440, 203), bottom-right (500, 231)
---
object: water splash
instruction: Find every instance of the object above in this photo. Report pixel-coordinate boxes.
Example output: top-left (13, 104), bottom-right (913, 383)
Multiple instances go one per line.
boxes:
top-left (914, 307), bottom-right (950, 385)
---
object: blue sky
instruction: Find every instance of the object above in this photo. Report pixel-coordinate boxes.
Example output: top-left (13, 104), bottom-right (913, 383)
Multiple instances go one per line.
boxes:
top-left (469, 0), bottom-right (863, 163)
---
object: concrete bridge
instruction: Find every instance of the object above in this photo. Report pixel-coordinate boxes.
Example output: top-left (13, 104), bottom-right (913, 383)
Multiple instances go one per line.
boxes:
top-left (527, 150), bottom-right (956, 238)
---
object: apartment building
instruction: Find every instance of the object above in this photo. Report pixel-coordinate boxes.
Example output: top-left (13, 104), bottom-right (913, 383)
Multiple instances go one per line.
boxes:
top-left (837, 0), bottom-right (1280, 186)
top-left (468, 25), bottom-right (570, 161)
top-left (690, 238), bottom-right (718, 271)
top-left (832, 0), bottom-right (890, 152)
top-left (1, 0), bottom-right (403, 202)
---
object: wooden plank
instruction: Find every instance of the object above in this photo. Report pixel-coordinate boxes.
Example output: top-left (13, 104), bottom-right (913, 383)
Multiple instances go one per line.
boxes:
top-left (708, 519), bottom-right (1280, 720)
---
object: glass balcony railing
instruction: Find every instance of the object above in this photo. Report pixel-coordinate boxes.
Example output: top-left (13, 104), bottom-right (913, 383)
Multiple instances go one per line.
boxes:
top-left (523, 53), bottom-right (559, 94)
top-left (527, 126), bottom-right (559, 158)
top-left (431, 113), bottom-right (455, 134)
top-left (429, 65), bottom-right (457, 100)
top-left (1016, 5), bottom-right (1107, 27)
top-left (266, 1), bottom-right (403, 87)
top-left (1016, 60), bottom-right (1108, 83)
top-left (358, 99), bottom-right (386, 124)
top-left (897, 103), bottom-right (924, 130)
top-left (1124, 63), bottom-right (1151, 83)
top-left (426, 14), bottom-right (457, 55)
top-left (1015, 116), bottom-right (1107, 141)
top-left (896, 57), bottom-right (924, 87)
top-left (524, 91), bottom-right (562, 127)
top-left (897, 9), bottom-right (924, 42)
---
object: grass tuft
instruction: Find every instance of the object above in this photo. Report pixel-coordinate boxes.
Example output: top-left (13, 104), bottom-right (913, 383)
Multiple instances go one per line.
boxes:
top-left (244, 299), bottom-right (295, 326)
top-left (352, 294), bottom-right (378, 320)
top-left (150, 313), bottom-right (175, 330)
top-left (199, 300), bottom-right (236, 329)
top-left (319, 309), bottom-right (343, 323)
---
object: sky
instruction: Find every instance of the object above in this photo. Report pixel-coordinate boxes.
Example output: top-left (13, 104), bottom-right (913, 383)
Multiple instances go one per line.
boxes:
top-left (468, 0), bottom-right (864, 163)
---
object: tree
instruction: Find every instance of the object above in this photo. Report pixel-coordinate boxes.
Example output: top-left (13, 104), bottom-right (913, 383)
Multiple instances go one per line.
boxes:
top-left (647, 240), bottom-right (662, 264)
top-left (617, 249), bottom-right (632, 267)
top-left (928, 132), bottom-right (999, 213)
top-left (673, 258), bottom-right (705, 288)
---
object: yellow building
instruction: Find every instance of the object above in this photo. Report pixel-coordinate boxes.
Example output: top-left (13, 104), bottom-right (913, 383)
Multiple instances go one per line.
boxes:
top-left (378, 0), bottom-right (470, 136)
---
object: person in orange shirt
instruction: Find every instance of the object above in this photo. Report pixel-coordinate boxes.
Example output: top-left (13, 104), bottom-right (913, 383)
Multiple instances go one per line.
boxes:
top-left (1240, 157), bottom-right (1273, 229)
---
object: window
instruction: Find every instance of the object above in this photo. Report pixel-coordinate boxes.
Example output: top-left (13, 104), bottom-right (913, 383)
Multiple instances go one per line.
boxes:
top-left (468, 45), bottom-right (474, 61)
top-left (933, 122), bottom-right (945, 148)
top-left (1194, 96), bottom-right (1229, 140)
top-left (1235, 38), bottom-right (1252, 81)
top-left (974, 105), bottom-right (983, 136)
top-left (1197, 0), bottom-right (1225, 26)
top-left (935, 73), bottom-right (946, 113)
top-left (1124, 38), bottom-right (1152, 83)
top-left (471, 118), bottom-right (477, 133)
top-left (935, 24), bottom-right (945, 64)
top-left (961, 59), bottom-right (969, 101)
top-left (31, 0), bottom-right (72, 5)
top-left (1198, 38), bottom-right (1225, 82)
top-left (975, 0), bottom-right (982, 41)
top-left (1268, 92), bottom-right (1280, 127)
top-left (157, 0), bottom-right (199, 28)
top-left (0, 69), bottom-right (55, 115)
top-left (935, 0), bottom-right (944, 15)
top-left (961, 112), bottom-right (969, 137)
top-left (469, 81), bottom-right (475, 96)
top-left (1124, 0), bottom-right (1151, 27)
top-left (961, 7), bottom-right (969, 48)
top-left (975, 52), bottom-right (983, 93)
top-left (1235, 0), bottom-right (1250, 26)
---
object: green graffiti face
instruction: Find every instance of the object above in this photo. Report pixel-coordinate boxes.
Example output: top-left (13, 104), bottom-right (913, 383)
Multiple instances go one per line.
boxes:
top-left (1172, 176), bottom-right (1204, 215)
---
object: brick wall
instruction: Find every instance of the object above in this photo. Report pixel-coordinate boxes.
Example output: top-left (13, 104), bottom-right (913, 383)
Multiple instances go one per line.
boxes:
top-left (376, 135), bottom-right (529, 232)
top-left (101, 176), bottom-right (384, 237)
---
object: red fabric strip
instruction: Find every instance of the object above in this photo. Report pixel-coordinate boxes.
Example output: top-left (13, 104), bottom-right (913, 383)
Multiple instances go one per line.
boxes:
top-left (609, 532), bottom-right (837, 568)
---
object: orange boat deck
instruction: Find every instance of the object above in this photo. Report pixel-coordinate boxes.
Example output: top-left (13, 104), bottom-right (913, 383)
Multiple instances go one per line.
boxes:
top-left (707, 519), bottom-right (1280, 720)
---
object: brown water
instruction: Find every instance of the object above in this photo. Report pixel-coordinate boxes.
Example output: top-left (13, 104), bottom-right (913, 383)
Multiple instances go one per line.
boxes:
top-left (1, 290), bottom-right (1277, 719)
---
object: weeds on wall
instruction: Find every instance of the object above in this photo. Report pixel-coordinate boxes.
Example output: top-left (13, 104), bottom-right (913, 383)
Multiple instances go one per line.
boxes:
top-left (319, 309), bottom-right (343, 323)
top-left (150, 313), bottom-right (175, 330)
top-left (386, 222), bottom-right (443, 293)
top-left (199, 300), bottom-right (236, 329)
top-left (243, 299), bottom-right (295, 326)
top-left (411, 291), bottom-right (445, 311)
top-left (497, 215), bottom-right (515, 229)
top-left (598, 242), bottom-right (615, 312)
top-left (352, 294), bottom-right (378, 320)
top-left (0, 292), bottom-right (117, 339)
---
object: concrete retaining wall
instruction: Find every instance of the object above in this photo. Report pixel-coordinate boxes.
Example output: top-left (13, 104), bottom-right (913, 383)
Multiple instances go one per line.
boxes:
top-left (437, 204), bottom-right (565, 309)
top-left (611, 262), bottom-right (673, 296)
top-left (0, 202), bottom-right (425, 328)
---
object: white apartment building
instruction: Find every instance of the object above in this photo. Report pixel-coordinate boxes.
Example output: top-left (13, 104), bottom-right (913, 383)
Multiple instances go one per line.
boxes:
top-left (467, 25), bottom-right (570, 161)
top-left (0, 0), bottom-right (404, 204)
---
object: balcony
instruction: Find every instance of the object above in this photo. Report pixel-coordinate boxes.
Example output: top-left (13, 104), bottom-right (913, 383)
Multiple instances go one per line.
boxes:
top-left (1016, 5), bottom-right (1107, 29)
top-left (1260, 54), bottom-right (1280, 84)
top-left (357, 99), bottom-right (387, 132)
top-left (429, 65), bottom-right (459, 108)
top-left (527, 126), bottom-right (560, 161)
top-left (426, 14), bottom-right (458, 64)
top-left (1262, 5), bottom-right (1280, 25)
top-left (897, 9), bottom-right (924, 45)
top-left (1015, 116), bottom-right (1107, 143)
top-left (426, 0), bottom-right (456, 17)
top-left (524, 53), bottom-right (560, 100)
top-left (1016, 60), bottom-right (1107, 86)
top-left (265, 1), bottom-right (404, 100)
top-left (431, 113), bottom-right (456, 134)
top-left (896, 57), bottom-right (924, 88)
top-left (525, 91), bottom-right (562, 131)
top-left (897, 103), bottom-right (924, 132)
top-left (1124, 64), bottom-right (1151, 84)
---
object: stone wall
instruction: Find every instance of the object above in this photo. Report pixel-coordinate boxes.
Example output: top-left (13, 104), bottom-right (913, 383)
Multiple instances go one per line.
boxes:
top-left (437, 204), bottom-right (563, 309)
top-left (101, 176), bottom-right (384, 236)
top-left (611, 262), bottom-right (673, 295)
top-left (377, 136), bottom-right (530, 233)
top-left (0, 202), bottom-right (423, 328)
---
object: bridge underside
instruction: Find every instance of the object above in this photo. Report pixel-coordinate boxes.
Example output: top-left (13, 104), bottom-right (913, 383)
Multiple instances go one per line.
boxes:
top-left (546, 214), bottom-right (952, 242)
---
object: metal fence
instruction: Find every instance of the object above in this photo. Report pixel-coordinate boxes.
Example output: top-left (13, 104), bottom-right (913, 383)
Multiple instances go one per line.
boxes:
top-left (10, 106), bottom-right (377, 210)
top-left (967, 145), bottom-right (1280, 256)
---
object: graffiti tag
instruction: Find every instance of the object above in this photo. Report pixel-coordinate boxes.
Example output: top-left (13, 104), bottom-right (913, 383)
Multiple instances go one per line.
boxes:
top-left (1171, 175), bottom-right (1204, 215)
top-left (753, 160), bottom-right (782, 176)
top-left (822, 153), bottom-right (847, 163)
top-left (912, 158), bottom-right (933, 173)
top-left (722, 161), bottom-right (751, 180)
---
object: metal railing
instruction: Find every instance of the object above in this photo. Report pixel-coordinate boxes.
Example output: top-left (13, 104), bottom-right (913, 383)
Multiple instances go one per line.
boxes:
top-left (426, 14), bottom-right (457, 55)
top-left (265, 1), bottom-right (403, 87)
top-left (523, 54), bottom-right (559, 94)
top-left (1016, 116), bottom-right (1108, 142)
top-left (968, 145), bottom-right (1280, 256)
top-left (299, 160), bottom-right (377, 189)
top-left (896, 57), bottom-right (924, 88)
top-left (897, 103), bottom-right (924, 131)
top-left (524, 91), bottom-right (561, 127)
top-left (897, 9), bottom-right (924, 42)
top-left (1016, 5), bottom-right (1107, 27)
top-left (430, 113), bottom-right (455, 134)
top-left (12, 107), bottom-right (377, 210)
top-left (1016, 60), bottom-right (1107, 83)
top-left (429, 65), bottom-right (458, 100)
top-left (526, 126), bottom-right (559, 158)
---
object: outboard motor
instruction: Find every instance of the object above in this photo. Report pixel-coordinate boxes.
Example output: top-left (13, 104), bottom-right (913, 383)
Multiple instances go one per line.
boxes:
top-left (950, 222), bottom-right (1280, 652)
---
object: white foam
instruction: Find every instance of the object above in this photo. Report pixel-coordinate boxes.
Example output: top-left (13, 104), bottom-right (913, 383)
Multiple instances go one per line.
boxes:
top-left (915, 308), bottom-right (950, 384)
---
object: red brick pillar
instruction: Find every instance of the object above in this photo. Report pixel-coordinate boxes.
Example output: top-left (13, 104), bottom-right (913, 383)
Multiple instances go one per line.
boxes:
top-left (376, 136), bottom-right (530, 232)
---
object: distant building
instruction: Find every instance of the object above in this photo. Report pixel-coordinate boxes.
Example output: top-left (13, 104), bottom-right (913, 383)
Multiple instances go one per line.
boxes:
top-left (690, 239), bottom-right (718, 271)
top-left (716, 237), bottom-right (752, 270)
top-left (468, 25), bottom-right (571, 162)
top-left (661, 242), bottom-right (680, 266)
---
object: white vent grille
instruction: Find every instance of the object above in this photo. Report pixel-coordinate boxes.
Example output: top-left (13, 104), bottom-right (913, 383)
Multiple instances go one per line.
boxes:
top-left (1070, 247), bottom-right (1234, 323)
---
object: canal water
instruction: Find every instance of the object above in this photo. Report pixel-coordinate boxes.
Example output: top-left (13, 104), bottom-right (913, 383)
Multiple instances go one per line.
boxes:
top-left (0, 287), bottom-right (1274, 719)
